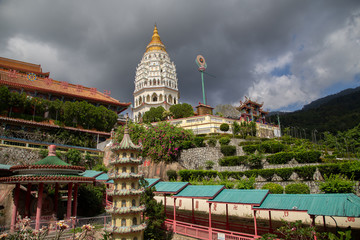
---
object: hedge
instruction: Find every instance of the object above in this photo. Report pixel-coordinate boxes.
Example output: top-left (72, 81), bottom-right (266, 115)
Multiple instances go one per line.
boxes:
top-left (177, 162), bottom-right (360, 182)
top-left (259, 141), bottom-right (285, 153)
top-left (219, 137), bottom-right (231, 145)
top-left (295, 151), bottom-right (321, 163)
top-left (221, 145), bottom-right (236, 156)
top-left (239, 141), bottom-right (261, 146)
top-left (266, 152), bottom-right (294, 164)
top-left (242, 145), bottom-right (258, 154)
top-left (285, 183), bottom-right (310, 194)
top-left (262, 183), bottom-right (284, 194)
top-left (194, 137), bottom-right (206, 147)
top-left (219, 156), bottom-right (248, 166)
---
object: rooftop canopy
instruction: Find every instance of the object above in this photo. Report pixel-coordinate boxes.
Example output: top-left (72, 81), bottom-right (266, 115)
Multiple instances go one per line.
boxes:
top-left (153, 181), bottom-right (189, 194)
top-left (208, 189), bottom-right (269, 206)
top-left (253, 193), bottom-right (360, 217)
top-left (173, 185), bottom-right (225, 199)
top-left (145, 178), bottom-right (161, 188)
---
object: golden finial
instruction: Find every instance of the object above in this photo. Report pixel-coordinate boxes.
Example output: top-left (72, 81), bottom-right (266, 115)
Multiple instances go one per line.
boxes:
top-left (146, 25), bottom-right (166, 53)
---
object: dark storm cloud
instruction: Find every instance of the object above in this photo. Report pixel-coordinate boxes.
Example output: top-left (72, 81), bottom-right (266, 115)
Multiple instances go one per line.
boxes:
top-left (0, 0), bottom-right (359, 111)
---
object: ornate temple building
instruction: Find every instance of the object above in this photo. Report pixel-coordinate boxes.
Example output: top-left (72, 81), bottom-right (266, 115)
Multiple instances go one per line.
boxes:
top-left (105, 122), bottom-right (146, 239)
top-left (236, 97), bottom-right (268, 124)
top-left (133, 25), bottom-right (179, 122)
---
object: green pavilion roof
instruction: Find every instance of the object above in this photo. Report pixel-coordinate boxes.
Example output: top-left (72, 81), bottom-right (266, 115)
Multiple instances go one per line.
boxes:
top-left (254, 194), bottom-right (360, 217)
top-left (81, 170), bottom-right (104, 178)
top-left (208, 189), bottom-right (269, 205)
top-left (145, 178), bottom-right (161, 187)
top-left (33, 156), bottom-right (70, 166)
top-left (154, 181), bottom-right (189, 194)
top-left (173, 185), bottom-right (225, 199)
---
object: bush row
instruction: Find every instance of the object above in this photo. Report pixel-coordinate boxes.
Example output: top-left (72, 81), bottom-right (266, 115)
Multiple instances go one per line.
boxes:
top-left (219, 156), bottom-right (248, 166)
top-left (242, 141), bottom-right (286, 154)
top-left (178, 162), bottom-right (360, 182)
top-left (266, 151), bottom-right (321, 164)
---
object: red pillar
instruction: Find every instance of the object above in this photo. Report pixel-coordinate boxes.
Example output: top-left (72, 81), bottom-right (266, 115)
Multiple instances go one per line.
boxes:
top-left (35, 183), bottom-right (44, 230)
top-left (10, 183), bottom-right (20, 232)
top-left (66, 183), bottom-right (73, 219)
top-left (164, 194), bottom-right (167, 217)
top-left (209, 203), bottom-right (212, 239)
top-left (72, 183), bottom-right (79, 217)
top-left (226, 204), bottom-right (229, 230)
top-left (25, 183), bottom-right (32, 217)
top-left (173, 198), bottom-right (176, 232)
top-left (253, 210), bottom-right (258, 236)
top-left (192, 198), bottom-right (194, 223)
top-left (54, 183), bottom-right (59, 214)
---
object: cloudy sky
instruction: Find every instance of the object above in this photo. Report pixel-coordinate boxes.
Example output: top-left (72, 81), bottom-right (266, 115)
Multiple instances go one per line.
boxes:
top-left (1, 0), bottom-right (359, 113)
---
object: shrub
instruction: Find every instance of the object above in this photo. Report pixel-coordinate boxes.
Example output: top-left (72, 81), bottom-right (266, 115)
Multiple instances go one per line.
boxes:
top-left (319, 174), bottom-right (355, 193)
top-left (285, 183), bottom-right (310, 194)
top-left (262, 183), bottom-right (284, 194)
top-left (193, 137), bottom-right (205, 147)
top-left (295, 150), bottom-right (321, 163)
top-left (181, 140), bottom-right (194, 149)
top-left (276, 168), bottom-right (294, 181)
top-left (294, 166), bottom-right (316, 180)
top-left (259, 169), bottom-right (275, 181)
top-left (239, 141), bottom-right (261, 146)
top-left (65, 149), bottom-right (82, 165)
top-left (167, 170), bottom-right (178, 181)
top-left (259, 141), bottom-right (285, 153)
top-left (219, 136), bottom-right (231, 145)
top-left (220, 123), bottom-right (230, 132)
top-left (247, 154), bottom-right (262, 169)
top-left (77, 184), bottom-right (105, 216)
top-left (39, 149), bottom-right (48, 158)
top-left (221, 145), bottom-right (236, 156)
top-left (205, 160), bottom-right (215, 170)
top-left (207, 138), bottom-right (217, 147)
top-left (219, 156), bottom-right (248, 166)
top-left (266, 152), bottom-right (294, 164)
top-left (242, 145), bottom-right (258, 154)
top-left (236, 176), bottom-right (255, 189)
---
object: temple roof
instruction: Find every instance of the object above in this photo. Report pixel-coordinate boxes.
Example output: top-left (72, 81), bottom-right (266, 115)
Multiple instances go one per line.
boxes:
top-left (111, 122), bottom-right (142, 151)
top-left (0, 57), bottom-right (49, 77)
top-left (146, 25), bottom-right (166, 53)
top-left (33, 155), bottom-right (70, 166)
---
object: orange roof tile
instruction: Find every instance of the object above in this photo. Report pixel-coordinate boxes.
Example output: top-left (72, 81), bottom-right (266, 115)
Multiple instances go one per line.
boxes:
top-left (0, 57), bottom-right (49, 76)
top-left (0, 69), bottom-right (131, 109)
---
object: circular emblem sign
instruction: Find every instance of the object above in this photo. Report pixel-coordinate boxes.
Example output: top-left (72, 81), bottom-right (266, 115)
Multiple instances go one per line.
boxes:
top-left (196, 55), bottom-right (207, 70)
top-left (27, 73), bottom-right (37, 82)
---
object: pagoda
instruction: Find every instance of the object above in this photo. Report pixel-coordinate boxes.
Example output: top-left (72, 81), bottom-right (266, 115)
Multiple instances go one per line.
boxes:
top-left (133, 25), bottom-right (180, 122)
top-left (105, 121), bottom-right (146, 240)
top-left (236, 97), bottom-right (268, 124)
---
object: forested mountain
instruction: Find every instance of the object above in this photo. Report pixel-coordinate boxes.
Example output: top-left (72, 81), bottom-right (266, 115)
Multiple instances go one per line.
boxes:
top-left (266, 86), bottom-right (360, 135)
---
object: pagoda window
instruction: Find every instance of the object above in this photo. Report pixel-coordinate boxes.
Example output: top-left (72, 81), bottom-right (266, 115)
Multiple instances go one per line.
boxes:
top-left (174, 98), bottom-right (177, 104)
top-left (152, 93), bottom-right (158, 102)
top-left (132, 199), bottom-right (136, 207)
top-left (122, 183), bottom-right (126, 189)
top-left (131, 167), bottom-right (135, 173)
top-left (122, 167), bottom-right (126, 173)
top-left (131, 182), bottom-right (135, 189)
top-left (121, 219), bottom-right (126, 226)
top-left (131, 153), bottom-right (134, 158)
top-left (122, 153), bottom-right (126, 158)
top-left (121, 200), bottom-right (126, 207)
top-left (168, 95), bottom-right (173, 103)
top-left (153, 79), bottom-right (156, 85)
top-left (133, 217), bottom-right (137, 225)
top-left (159, 94), bottom-right (163, 102)
top-left (146, 95), bottom-right (150, 102)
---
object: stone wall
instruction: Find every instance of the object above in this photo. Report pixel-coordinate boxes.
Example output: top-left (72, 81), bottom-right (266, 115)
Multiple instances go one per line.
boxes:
top-left (0, 147), bottom-right (41, 165)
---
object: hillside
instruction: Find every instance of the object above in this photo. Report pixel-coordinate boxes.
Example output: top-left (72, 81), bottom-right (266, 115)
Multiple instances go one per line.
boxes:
top-left (266, 86), bottom-right (360, 135)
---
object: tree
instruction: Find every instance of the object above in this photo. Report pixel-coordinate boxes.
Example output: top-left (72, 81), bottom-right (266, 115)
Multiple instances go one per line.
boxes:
top-left (232, 121), bottom-right (241, 135)
top-left (169, 103), bottom-right (194, 119)
top-left (220, 123), bottom-right (229, 132)
top-left (65, 149), bottom-right (82, 165)
top-left (143, 106), bottom-right (165, 123)
top-left (0, 86), bottom-right (10, 112)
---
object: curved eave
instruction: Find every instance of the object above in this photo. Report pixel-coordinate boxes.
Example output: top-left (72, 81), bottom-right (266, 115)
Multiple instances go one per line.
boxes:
top-left (105, 223), bottom-right (147, 234)
top-left (133, 86), bottom-right (179, 96)
top-left (0, 175), bottom-right (95, 184)
top-left (10, 164), bottom-right (86, 172)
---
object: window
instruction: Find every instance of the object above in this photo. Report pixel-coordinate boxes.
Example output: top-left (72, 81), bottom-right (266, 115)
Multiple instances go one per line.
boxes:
top-left (132, 199), bottom-right (136, 207)
top-left (131, 182), bottom-right (135, 189)
top-left (131, 153), bottom-right (134, 158)
top-left (122, 183), bottom-right (126, 189)
top-left (122, 200), bottom-right (126, 207)
top-left (121, 219), bottom-right (126, 226)
top-left (133, 217), bottom-right (137, 225)
top-left (122, 153), bottom-right (126, 158)
top-left (122, 167), bottom-right (126, 173)
top-left (131, 167), bottom-right (135, 173)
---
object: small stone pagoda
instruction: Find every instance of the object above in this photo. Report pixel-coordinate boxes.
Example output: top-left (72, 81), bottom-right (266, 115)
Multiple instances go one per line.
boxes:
top-left (105, 121), bottom-right (146, 240)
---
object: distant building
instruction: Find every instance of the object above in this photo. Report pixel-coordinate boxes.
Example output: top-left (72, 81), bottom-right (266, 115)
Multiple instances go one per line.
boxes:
top-left (133, 25), bottom-right (180, 122)
top-left (236, 97), bottom-right (268, 124)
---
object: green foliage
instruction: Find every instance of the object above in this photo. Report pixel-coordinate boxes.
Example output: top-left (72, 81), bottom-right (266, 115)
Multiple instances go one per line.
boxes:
top-left (92, 164), bottom-right (109, 173)
top-left (167, 170), bottom-right (178, 181)
top-left (169, 103), bottom-right (194, 119)
top-left (276, 220), bottom-right (315, 240)
top-left (232, 121), bottom-right (241, 135)
top-left (242, 144), bottom-right (258, 154)
top-left (285, 183), bottom-right (310, 194)
top-left (262, 183), bottom-right (284, 194)
top-left (39, 149), bottom-right (49, 158)
top-left (238, 121), bottom-right (257, 138)
top-left (65, 149), bottom-right (82, 165)
top-left (294, 166), bottom-right (316, 180)
top-left (219, 156), bottom-right (248, 166)
top-left (193, 137), bottom-right (205, 147)
top-left (207, 138), bottom-right (217, 147)
top-left (236, 176), bottom-right (255, 189)
top-left (247, 154), bottom-right (263, 169)
top-left (142, 106), bottom-right (166, 123)
top-left (220, 123), bottom-right (230, 132)
top-left (267, 152), bottom-right (294, 164)
top-left (181, 140), bottom-right (194, 149)
top-left (140, 179), bottom-right (169, 240)
top-left (276, 168), bottom-right (294, 181)
top-left (178, 169), bottom-right (217, 181)
top-left (327, 230), bottom-right (352, 240)
top-left (220, 145), bottom-right (236, 156)
top-left (77, 184), bottom-right (105, 217)
top-left (205, 160), bottom-right (215, 170)
top-left (319, 174), bottom-right (355, 193)
top-left (219, 136), bottom-right (231, 145)
top-left (295, 150), bottom-right (321, 163)
top-left (259, 141), bottom-right (285, 153)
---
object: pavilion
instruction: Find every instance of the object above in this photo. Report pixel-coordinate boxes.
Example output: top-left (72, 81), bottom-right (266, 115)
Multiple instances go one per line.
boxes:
top-left (0, 145), bottom-right (95, 231)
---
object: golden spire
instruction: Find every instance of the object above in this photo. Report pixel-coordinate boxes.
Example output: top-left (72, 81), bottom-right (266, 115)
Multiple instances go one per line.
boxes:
top-left (146, 25), bottom-right (167, 53)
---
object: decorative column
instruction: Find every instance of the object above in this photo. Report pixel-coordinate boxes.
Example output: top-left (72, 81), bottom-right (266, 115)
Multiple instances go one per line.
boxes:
top-left (253, 210), bottom-right (258, 236)
top-left (173, 198), bottom-right (176, 232)
top-left (10, 183), bottom-right (20, 232)
top-left (54, 183), bottom-right (59, 214)
top-left (66, 183), bottom-right (73, 219)
top-left (72, 183), bottom-right (79, 217)
top-left (25, 183), bottom-right (32, 217)
top-left (35, 183), bottom-right (44, 230)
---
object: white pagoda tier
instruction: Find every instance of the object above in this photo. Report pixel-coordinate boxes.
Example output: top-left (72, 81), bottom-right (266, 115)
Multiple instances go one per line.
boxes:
top-left (133, 25), bottom-right (180, 122)
top-left (105, 123), bottom-right (146, 240)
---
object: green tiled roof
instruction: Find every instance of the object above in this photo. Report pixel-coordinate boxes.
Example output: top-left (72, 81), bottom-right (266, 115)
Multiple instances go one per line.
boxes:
top-left (81, 170), bottom-right (103, 178)
top-left (174, 185), bottom-right (225, 199)
top-left (145, 178), bottom-right (160, 187)
top-left (96, 173), bottom-right (110, 181)
top-left (154, 181), bottom-right (189, 193)
top-left (0, 164), bottom-right (11, 170)
top-left (254, 194), bottom-right (360, 217)
top-left (208, 189), bottom-right (269, 205)
top-left (33, 156), bottom-right (70, 166)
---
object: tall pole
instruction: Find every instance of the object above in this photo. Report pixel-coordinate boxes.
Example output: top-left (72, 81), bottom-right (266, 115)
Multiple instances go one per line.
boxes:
top-left (201, 71), bottom-right (206, 105)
